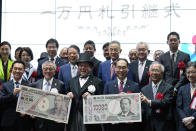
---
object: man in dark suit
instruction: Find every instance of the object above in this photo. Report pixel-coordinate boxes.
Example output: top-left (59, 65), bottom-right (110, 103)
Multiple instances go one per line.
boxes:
top-left (141, 62), bottom-right (173, 131)
top-left (37, 38), bottom-right (68, 79)
top-left (176, 61), bottom-right (196, 131)
top-left (58, 45), bottom-right (80, 91)
top-left (30, 61), bottom-right (65, 131)
top-left (98, 41), bottom-right (133, 86)
top-left (83, 40), bottom-right (101, 77)
top-left (66, 53), bottom-right (103, 131)
top-left (131, 41), bottom-right (153, 89)
top-left (0, 61), bottom-right (32, 131)
top-left (159, 32), bottom-right (190, 93)
top-left (159, 32), bottom-right (191, 130)
top-left (102, 42), bottom-right (111, 61)
top-left (118, 98), bottom-right (135, 117)
top-left (104, 58), bottom-right (140, 131)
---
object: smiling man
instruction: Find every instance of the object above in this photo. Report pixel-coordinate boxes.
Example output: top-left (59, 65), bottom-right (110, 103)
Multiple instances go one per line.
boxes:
top-left (131, 42), bottom-right (153, 89)
top-left (0, 61), bottom-right (31, 131)
top-left (141, 62), bottom-right (173, 131)
top-left (67, 52), bottom-right (103, 131)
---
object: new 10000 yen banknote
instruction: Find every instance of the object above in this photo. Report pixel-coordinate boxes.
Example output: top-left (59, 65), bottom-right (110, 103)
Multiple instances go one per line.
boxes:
top-left (83, 93), bottom-right (141, 124)
top-left (16, 85), bottom-right (72, 123)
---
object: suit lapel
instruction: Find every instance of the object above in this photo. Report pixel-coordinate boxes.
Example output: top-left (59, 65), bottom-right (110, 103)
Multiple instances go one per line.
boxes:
top-left (67, 63), bottom-right (72, 78)
top-left (51, 78), bottom-right (58, 89)
top-left (146, 83), bottom-right (154, 100)
top-left (174, 51), bottom-right (181, 75)
top-left (135, 60), bottom-right (139, 82)
top-left (8, 80), bottom-right (15, 93)
top-left (156, 81), bottom-right (165, 94)
top-left (124, 80), bottom-right (131, 92)
top-left (112, 80), bottom-right (119, 93)
top-left (80, 76), bottom-right (94, 95)
top-left (38, 79), bottom-right (44, 90)
top-left (107, 60), bottom-right (112, 80)
top-left (72, 77), bottom-right (80, 95)
top-left (141, 60), bottom-right (150, 81)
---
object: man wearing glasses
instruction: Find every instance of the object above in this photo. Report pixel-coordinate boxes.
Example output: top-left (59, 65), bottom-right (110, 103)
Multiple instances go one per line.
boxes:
top-left (98, 41), bottom-right (133, 86)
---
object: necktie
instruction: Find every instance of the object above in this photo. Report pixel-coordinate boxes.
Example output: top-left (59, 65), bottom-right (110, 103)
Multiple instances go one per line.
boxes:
top-left (171, 54), bottom-right (175, 75)
top-left (15, 82), bottom-right (20, 96)
top-left (153, 85), bottom-right (157, 99)
top-left (45, 82), bottom-right (50, 91)
top-left (138, 62), bottom-right (143, 82)
top-left (110, 62), bottom-right (115, 78)
top-left (119, 81), bottom-right (124, 93)
top-left (50, 58), bottom-right (54, 63)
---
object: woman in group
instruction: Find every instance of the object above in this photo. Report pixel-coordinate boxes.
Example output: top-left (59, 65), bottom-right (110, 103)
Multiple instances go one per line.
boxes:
top-left (18, 47), bottom-right (37, 83)
top-left (0, 41), bottom-right (14, 83)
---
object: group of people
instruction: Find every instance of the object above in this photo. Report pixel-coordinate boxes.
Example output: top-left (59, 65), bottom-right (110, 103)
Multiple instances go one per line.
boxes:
top-left (0, 31), bottom-right (195, 131)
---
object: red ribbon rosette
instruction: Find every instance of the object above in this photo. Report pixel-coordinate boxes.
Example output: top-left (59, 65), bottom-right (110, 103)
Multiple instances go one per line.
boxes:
top-left (178, 62), bottom-right (186, 79)
top-left (126, 91), bottom-right (132, 94)
top-left (56, 66), bottom-right (60, 73)
top-left (178, 62), bottom-right (186, 69)
top-left (147, 71), bottom-right (150, 83)
top-left (32, 71), bottom-right (37, 77)
top-left (155, 93), bottom-right (164, 99)
top-left (194, 91), bottom-right (196, 97)
top-left (155, 93), bottom-right (164, 113)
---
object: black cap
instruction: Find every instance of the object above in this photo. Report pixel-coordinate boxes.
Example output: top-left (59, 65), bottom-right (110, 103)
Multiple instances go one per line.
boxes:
top-left (77, 53), bottom-right (94, 67)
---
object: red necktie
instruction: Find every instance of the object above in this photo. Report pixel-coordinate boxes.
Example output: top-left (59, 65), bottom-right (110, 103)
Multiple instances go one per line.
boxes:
top-left (110, 63), bottom-right (115, 78)
top-left (119, 81), bottom-right (124, 93)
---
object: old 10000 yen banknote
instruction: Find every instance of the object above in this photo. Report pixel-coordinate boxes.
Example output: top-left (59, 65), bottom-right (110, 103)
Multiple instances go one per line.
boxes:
top-left (83, 93), bottom-right (141, 124)
top-left (16, 85), bottom-right (72, 123)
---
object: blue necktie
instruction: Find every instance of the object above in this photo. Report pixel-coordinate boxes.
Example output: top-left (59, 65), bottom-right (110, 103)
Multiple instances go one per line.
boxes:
top-left (45, 82), bottom-right (50, 91)
top-left (15, 82), bottom-right (19, 97)
top-left (153, 85), bottom-right (157, 99)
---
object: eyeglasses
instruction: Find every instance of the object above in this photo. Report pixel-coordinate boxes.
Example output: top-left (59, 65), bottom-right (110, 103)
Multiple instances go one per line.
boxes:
top-left (43, 67), bottom-right (55, 71)
top-left (109, 48), bottom-right (120, 53)
top-left (186, 71), bottom-right (196, 75)
top-left (115, 66), bottom-right (128, 70)
top-left (150, 69), bottom-right (161, 73)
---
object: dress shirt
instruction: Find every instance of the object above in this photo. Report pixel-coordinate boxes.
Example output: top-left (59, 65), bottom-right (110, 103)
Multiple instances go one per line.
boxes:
top-left (117, 77), bottom-right (127, 91)
top-left (42, 77), bottom-right (53, 91)
top-left (79, 76), bottom-right (89, 87)
top-left (190, 83), bottom-right (196, 98)
top-left (70, 63), bottom-right (78, 78)
top-left (49, 55), bottom-right (57, 64)
top-left (138, 60), bottom-right (146, 81)
top-left (170, 50), bottom-right (178, 62)
top-left (13, 79), bottom-right (22, 89)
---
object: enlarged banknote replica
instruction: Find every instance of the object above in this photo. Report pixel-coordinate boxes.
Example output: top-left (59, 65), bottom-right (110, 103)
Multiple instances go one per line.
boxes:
top-left (16, 85), bottom-right (72, 123)
top-left (83, 93), bottom-right (141, 124)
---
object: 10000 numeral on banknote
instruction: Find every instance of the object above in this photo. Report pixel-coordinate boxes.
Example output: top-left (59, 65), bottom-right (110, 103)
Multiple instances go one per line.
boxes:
top-left (16, 85), bottom-right (72, 123)
top-left (83, 93), bottom-right (141, 124)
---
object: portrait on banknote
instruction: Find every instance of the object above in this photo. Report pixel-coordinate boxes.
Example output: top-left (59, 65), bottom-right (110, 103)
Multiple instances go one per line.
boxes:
top-left (83, 93), bottom-right (141, 124)
top-left (16, 85), bottom-right (72, 123)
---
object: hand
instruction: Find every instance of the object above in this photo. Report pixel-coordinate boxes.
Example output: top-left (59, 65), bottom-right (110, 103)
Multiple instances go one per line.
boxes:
top-left (30, 115), bottom-right (35, 119)
top-left (140, 92), bottom-right (150, 105)
top-left (187, 123), bottom-right (195, 130)
top-left (13, 88), bottom-right (21, 96)
top-left (20, 112), bottom-right (25, 117)
top-left (182, 117), bottom-right (194, 126)
top-left (67, 92), bottom-right (74, 99)
top-left (82, 92), bottom-right (91, 98)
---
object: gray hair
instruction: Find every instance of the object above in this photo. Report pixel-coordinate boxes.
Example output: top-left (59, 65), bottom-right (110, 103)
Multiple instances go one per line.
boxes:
top-left (42, 61), bottom-right (56, 70)
top-left (109, 40), bottom-right (121, 48)
top-left (149, 61), bottom-right (165, 72)
top-left (136, 41), bottom-right (149, 51)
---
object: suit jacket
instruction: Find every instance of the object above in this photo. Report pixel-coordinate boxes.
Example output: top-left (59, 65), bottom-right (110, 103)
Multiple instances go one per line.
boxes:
top-left (37, 56), bottom-right (68, 79)
top-left (131, 59), bottom-right (153, 89)
top-left (103, 79), bottom-right (140, 131)
top-left (98, 60), bottom-right (133, 86)
top-left (0, 79), bottom-right (32, 130)
top-left (176, 83), bottom-right (196, 131)
top-left (67, 75), bottom-right (103, 131)
top-left (91, 57), bottom-right (101, 77)
top-left (104, 79), bottom-right (140, 94)
top-left (159, 51), bottom-right (190, 90)
top-left (58, 63), bottom-right (76, 92)
top-left (29, 78), bottom-right (65, 131)
top-left (141, 81), bottom-right (173, 131)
